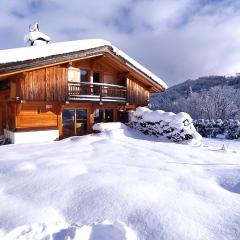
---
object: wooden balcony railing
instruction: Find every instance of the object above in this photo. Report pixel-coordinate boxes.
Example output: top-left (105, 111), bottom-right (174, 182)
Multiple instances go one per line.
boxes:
top-left (68, 82), bottom-right (127, 102)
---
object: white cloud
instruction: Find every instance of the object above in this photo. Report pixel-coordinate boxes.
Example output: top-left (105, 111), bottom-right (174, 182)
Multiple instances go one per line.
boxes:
top-left (1, 0), bottom-right (240, 85)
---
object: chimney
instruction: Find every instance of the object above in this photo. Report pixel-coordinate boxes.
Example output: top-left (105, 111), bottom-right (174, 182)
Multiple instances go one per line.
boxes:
top-left (24, 22), bottom-right (51, 46)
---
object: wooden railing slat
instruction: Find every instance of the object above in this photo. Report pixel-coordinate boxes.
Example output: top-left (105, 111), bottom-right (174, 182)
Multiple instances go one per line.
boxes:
top-left (68, 82), bottom-right (127, 101)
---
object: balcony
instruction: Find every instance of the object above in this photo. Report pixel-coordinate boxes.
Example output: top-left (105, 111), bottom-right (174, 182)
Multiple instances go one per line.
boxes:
top-left (68, 82), bottom-right (127, 103)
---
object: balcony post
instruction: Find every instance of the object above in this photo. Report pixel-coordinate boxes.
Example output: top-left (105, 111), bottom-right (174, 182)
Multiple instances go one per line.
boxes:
top-left (100, 85), bottom-right (102, 103)
top-left (126, 77), bottom-right (130, 104)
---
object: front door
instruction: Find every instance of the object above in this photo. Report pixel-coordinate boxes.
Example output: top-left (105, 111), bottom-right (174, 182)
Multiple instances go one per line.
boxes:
top-left (62, 109), bottom-right (87, 138)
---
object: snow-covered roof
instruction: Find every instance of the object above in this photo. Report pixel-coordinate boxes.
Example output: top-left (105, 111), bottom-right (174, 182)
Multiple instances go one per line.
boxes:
top-left (0, 39), bottom-right (167, 89)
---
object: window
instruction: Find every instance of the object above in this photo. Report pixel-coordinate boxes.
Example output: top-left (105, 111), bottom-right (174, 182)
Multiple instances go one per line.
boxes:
top-left (119, 77), bottom-right (126, 87)
top-left (94, 109), bottom-right (114, 123)
top-left (80, 70), bottom-right (88, 82)
top-left (68, 68), bottom-right (89, 82)
top-left (0, 79), bottom-right (10, 91)
top-left (93, 72), bottom-right (100, 83)
top-left (68, 67), bottom-right (80, 82)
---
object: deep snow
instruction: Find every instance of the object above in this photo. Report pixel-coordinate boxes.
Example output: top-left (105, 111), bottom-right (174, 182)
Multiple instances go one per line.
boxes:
top-left (0, 126), bottom-right (240, 239)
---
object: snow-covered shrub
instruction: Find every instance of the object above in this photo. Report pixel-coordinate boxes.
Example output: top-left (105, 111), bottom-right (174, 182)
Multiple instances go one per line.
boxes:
top-left (193, 119), bottom-right (240, 139)
top-left (130, 107), bottom-right (202, 143)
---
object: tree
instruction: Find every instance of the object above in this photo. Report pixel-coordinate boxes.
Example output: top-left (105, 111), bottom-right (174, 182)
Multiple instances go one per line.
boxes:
top-left (150, 86), bottom-right (240, 120)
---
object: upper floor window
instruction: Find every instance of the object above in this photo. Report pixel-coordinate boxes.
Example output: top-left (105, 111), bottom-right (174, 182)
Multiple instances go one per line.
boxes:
top-left (68, 67), bottom-right (89, 82)
top-left (68, 67), bottom-right (80, 82)
top-left (93, 72), bottom-right (100, 83)
top-left (80, 70), bottom-right (88, 82)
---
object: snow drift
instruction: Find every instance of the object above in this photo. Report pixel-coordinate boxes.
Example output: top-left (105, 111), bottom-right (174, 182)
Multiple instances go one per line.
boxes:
top-left (0, 127), bottom-right (240, 239)
top-left (93, 122), bottom-right (127, 132)
top-left (130, 107), bottom-right (202, 143)
top-left (3, 220), bottom-right (137, 240)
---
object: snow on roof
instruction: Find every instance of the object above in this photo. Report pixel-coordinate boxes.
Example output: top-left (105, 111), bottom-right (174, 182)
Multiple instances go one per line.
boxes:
top-left (0, 39), bottom-right (167, 89)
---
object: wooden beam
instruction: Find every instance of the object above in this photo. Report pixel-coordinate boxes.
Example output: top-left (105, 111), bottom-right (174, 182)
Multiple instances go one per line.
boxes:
top-left (57, 104), bottom-right (65, 139)
top-left (16, 103), bottom-right (22, 115)
top-left (10, 81), bottom-right (17, 99)
top-left (105, 52), bottom-right (164, 92)
top-left (113, 109), bottom-right (119, 122)
top-left (118, 72), bottom-right (130, 79)
top-left (87, 108), bottom-right (95, 134)
top-left (89, 55), bottom-right (105, 68)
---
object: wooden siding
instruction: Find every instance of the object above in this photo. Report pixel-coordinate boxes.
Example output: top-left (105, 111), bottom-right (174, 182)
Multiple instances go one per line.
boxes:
top-left (18, 65), bottom-right (67, 102)
top-left (15, 103), bottom-right (59, 130)
top-left (0, 90), bottom-right (10, 134)
top-left (0, 56), bottom-right (154, 137)
top-left (127, 77), bottom-right (149, 106)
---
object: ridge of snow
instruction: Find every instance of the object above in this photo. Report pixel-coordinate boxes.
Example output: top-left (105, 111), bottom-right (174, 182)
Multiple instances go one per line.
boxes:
top-left (93, 122), bottom-right (127, 132)
top-left (0, 39), bottom-right (167, 89)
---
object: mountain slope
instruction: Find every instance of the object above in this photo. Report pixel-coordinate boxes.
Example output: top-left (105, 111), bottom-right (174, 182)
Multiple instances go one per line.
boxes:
top-left (151, 75), bottom-right (240, 103)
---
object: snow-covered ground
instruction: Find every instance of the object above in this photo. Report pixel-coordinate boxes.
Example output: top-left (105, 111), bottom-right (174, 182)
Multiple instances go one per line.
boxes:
top-left (0, 126), bottom-right (240, 240)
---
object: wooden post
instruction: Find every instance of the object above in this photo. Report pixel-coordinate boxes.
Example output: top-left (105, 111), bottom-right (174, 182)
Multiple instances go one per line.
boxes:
top-left (126, 77), bottom-right (130, 104)
top-left (89, 70), bottom-right (94, 83)
top-left (113, 109), bottom-right (119, 122)
top-left (87, 108), bottom-right (95, 133)
top-left (100, 85), bottom-right (102, 103)
top-left (57, 104), bottom-right (65, 140)
top-left (74, 109), bottom-right (77, 135)
top-left (10, 81), bottom-right (17, 99)
top-left (58, 114), bottom-right (63, 139)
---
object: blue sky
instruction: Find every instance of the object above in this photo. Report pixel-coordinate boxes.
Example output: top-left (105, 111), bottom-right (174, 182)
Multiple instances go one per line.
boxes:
top-left (1, 0), bottom-right (240, 86)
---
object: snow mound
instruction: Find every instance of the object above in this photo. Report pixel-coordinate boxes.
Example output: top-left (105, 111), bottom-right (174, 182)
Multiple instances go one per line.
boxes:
top-left (77, 220), bottom-right (138, 240)
top-left (2, 220), bottom-right (138, 240)
top-left (131, 107), bottom-right (202, 143)
top-left (93, 122), bottom-right (127, 132)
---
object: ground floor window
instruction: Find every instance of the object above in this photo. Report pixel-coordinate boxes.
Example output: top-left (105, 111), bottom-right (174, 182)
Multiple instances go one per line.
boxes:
top-left (62, 109), bottom-right (87, 138)
top-left (62, 108), bottom-right (128, 138)
top-left (119, 111), bottom-right (129, 123)
top-left (94, 109), bottom-right (113, 123)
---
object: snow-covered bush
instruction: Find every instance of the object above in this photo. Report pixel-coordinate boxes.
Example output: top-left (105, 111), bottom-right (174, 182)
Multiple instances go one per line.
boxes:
top-left (130, 107), bottom-right (202, 143)
top-left (193, 119), bottom-right (240, 139)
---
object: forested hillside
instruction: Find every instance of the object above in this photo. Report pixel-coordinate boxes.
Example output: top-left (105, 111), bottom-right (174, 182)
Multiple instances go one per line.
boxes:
top-left (150, 75), bottom-right (240, 120)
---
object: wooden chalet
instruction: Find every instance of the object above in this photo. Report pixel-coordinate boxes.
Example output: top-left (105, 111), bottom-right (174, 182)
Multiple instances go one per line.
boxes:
top-left (0, 39), bottom-right (167, 143)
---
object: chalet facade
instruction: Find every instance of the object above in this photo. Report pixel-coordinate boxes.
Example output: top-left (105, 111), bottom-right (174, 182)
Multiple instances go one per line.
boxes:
top-left (0, 39), bottom-right (167, 143)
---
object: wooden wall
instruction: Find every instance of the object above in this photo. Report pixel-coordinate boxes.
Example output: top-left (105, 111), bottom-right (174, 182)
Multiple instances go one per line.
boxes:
top-left (18, 65), bottom-right (67, 102)
top-left (127, 77), bottom-right (149, 106)
top-left (0, 57), bottom-right (153, 137)
top-left (13, 102), bottom-right (60, 132)
top-left (0, 90), bottom-right (9, 134)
